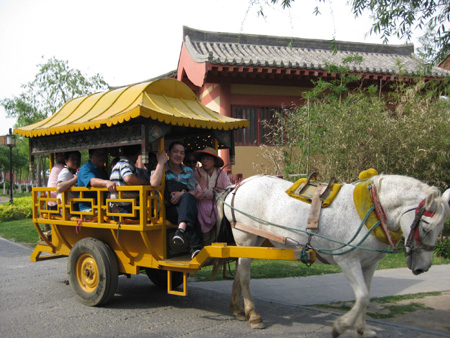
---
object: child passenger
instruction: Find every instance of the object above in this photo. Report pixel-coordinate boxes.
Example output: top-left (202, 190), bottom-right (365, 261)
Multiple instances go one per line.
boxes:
top-left (56, 151), bottom-right (81, 212)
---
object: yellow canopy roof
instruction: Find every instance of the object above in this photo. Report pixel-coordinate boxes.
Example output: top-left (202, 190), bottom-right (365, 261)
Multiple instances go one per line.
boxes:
top-left (14, 78), bottom-right (248, 138)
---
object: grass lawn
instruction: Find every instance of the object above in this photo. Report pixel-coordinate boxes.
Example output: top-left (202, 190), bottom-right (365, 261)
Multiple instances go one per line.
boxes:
top-left (192, 251), bottom-right (450, 282)
top-left (0, 218), bottom-right (38, 248)
top-left (0, 192), bottom-right (32, 199)
top-left (1, 217), bottom-right (449, 280)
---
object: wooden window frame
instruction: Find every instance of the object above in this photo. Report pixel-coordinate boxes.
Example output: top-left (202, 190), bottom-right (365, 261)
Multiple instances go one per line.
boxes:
top-left (232, 105), bottom-right (282, 146)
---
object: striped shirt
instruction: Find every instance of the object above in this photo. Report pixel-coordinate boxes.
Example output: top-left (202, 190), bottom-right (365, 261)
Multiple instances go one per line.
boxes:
top-left (164, 163), bottom-right (195, 191)
top-left (110, 157), bottom-right (136, 186)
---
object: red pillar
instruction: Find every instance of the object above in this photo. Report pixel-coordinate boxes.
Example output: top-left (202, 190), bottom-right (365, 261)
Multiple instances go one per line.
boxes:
top-left (219, 80), bottom-right (231, 168)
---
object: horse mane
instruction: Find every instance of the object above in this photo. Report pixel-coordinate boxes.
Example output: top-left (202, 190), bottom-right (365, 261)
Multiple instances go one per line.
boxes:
top-left (371, 174), bottom-right (450, 230)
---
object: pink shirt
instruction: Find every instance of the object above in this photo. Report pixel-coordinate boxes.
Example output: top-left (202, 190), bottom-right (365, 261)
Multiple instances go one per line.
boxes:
top-left (47, 163), bottom-right (64, 206)
top-left (195, 167), bottom-right (232, 233)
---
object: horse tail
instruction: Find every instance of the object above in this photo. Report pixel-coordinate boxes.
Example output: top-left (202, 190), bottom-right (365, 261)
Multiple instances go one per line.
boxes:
top-left (214, 187), bottom-right (235, 244)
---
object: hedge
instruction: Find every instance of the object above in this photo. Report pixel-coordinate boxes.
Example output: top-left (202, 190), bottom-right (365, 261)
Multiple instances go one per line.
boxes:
top-left (0, 197), bottom-right (32, 222)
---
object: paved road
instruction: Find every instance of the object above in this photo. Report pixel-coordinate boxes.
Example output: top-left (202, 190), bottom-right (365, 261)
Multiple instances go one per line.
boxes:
top-left (1, 238), bottom-right (449, 338)
top-left (195, 264), bottom-right (450, 306)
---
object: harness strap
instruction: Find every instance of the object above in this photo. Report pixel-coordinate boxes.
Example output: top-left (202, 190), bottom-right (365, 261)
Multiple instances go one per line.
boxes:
top-left (230, 221), bottom-right (287, 244)
top-left (418, 200), bottom-right (435, 217)
top-left (230, 176), bottom-right (256, 223)
top-left (370, 184), bottom-right (397, 249)
top-left (307, 183), bottom-right (327, 229)
top-left (230, 183), bottom-right (242, 224)
top-left (405, 204), bottom-right (436, 253)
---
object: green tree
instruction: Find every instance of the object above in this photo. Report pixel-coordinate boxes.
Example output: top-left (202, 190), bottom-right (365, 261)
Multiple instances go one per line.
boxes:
top-left (260, 59), bottom-right (450, 188)
top-left (1, 57), bottom-right (108, 127)
top-left (351, 0), bottom-right (450, 64)
top-left (1, 57), bottom-right (109, 186)
top-left (0, 146), bottom-right (8, 174)
top-left (257, 0), bottom-right (449, 63)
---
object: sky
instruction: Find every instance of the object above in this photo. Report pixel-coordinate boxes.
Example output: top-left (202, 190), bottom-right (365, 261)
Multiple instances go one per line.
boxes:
top-left (0, 0), bottom-right (420, 136)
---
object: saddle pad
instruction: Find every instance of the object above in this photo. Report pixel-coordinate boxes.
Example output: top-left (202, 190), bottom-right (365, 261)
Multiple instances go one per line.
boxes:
top-left (286, 178), bottom-right (342, 207)
top-left (353, 180), bottom-right (403, 245)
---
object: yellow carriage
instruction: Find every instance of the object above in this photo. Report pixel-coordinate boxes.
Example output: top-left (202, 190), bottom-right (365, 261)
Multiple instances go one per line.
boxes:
top-left (15, 78), bottom-right (305, 306)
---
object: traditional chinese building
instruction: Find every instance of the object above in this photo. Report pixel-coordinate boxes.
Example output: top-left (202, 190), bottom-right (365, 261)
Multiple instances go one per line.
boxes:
top-left (173, 27), bottom-right (450, 177)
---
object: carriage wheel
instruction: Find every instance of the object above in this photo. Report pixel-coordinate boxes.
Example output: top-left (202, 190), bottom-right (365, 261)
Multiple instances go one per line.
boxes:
top-left (68, 238), bottom-right (118, 306)
top-left (144, 268), bottom-right (184, 289)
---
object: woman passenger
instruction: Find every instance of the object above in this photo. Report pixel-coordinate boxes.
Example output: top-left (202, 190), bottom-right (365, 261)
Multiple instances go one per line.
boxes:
top-left (194, 147), bottom-right (231, 242)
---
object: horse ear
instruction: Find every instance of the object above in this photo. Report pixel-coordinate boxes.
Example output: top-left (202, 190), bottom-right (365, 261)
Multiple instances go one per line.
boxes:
top-left (425, 190), bottom-right (439, 213)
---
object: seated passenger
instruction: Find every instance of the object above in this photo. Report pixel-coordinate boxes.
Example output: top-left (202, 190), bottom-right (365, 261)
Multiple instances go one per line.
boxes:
top-left (78, 148), bottom-right (117, 213)
top-left (194, 147), bottom-right (231, 242)
top-left (56, 151), bottom-right (81, 213)
top-left (150, 141), bottom-right (204, 259)
top-left (135, 151), bottom-right (157, 182)
top-left (47, 152), bottom-right (65, 210)
top-left (184, 150), bottom-right (198, 170)
top-left (109, 145), bottom-right (149, 217)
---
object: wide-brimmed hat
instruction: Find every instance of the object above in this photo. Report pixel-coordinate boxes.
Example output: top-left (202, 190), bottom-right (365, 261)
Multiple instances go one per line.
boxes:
top-left (194, 147), bottom-right (224, 167)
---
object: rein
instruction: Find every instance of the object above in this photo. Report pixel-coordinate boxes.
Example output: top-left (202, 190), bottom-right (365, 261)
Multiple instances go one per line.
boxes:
top-left (369, 184), bottom-right (397, 249)
top-left (218, 194), bottom-right (395, 255)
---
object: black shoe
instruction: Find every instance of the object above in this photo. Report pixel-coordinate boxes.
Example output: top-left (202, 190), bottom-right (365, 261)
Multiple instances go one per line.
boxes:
top-left (173, 229), bottom-right (185, 245)
top-left (191, 249), bottom-right (201, 259)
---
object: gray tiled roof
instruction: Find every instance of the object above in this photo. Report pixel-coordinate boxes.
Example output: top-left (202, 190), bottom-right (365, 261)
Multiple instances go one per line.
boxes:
top-left (183, 26), bottom-right (450, 78)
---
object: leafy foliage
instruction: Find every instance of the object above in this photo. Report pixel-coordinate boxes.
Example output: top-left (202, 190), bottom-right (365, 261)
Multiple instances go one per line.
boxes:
top-left (260, 59), bottom-right (450, 189)
top-left (262, 0), bottom-right (449, 64)
top-left (0, 196), bottom-right (32, 222)
top-left (351, 0), bottom-right (450, 63)
top-left (1, 58), bottom-right (108, 186)
top-left (1, 57), bottom-right (108, 128)
top-left (0, 146), bottom-right (9, 171)
top-left (435, 238), bottom-right (450, 259)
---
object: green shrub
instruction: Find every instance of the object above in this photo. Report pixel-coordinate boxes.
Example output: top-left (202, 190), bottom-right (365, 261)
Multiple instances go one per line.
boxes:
top-left (0, 196), bottom-right (32, 222)
top-left (442, 219), bottom-right (450, 237)
top-left (435, 238), bottom-right (450, 259)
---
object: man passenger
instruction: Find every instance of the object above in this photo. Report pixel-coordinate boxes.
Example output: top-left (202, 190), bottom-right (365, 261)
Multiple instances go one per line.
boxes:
top-left (109, 145), bottom-right (149, 218)
top-left (78, 148), bottom-right (117, 212)
top-left (150, 141), bottom-right (204, 258)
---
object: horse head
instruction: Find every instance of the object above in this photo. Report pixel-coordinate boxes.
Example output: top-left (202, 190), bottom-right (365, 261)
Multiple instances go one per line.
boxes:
top-left (400, 185), bottom-right (450, 275)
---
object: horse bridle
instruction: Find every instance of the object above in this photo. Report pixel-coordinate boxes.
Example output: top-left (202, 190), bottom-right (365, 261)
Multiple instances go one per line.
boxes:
top-left (404, 200), bottom-right (435, 256)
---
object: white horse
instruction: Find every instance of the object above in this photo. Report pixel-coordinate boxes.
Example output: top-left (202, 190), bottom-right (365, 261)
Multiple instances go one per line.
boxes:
top-left (221, 174), bottom-right (450, 337)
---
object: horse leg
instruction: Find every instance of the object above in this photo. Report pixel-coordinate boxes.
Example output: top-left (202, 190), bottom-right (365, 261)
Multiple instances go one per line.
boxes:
top-left (354, 263), bottom-right (378, 337)
top-left (239, 257), bottom-right (265, 329)
top-left (332, 259), bottom-right (372, 338)
top-left (230, 258), bottom-right (246, 321)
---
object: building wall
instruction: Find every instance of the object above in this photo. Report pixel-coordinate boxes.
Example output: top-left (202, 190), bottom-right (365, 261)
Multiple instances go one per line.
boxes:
top-left (199, 82), bottom-right (308, 177)
top-left (229, 84), bottom-right (306, 176)
top-left (232, 146), bottom-right (272, 179)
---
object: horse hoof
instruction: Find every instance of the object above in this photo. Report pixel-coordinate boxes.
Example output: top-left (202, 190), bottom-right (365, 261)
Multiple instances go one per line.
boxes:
top-left (357, 328), bottom-right (377, 338)
top-left (332, 327), bottom-right (341, 338)
top-left (250, 321), bottom-right (265, 329)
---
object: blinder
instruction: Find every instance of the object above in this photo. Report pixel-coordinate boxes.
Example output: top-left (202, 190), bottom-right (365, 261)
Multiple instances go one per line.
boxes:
top-left (405, 200), bottom-right (436, 256)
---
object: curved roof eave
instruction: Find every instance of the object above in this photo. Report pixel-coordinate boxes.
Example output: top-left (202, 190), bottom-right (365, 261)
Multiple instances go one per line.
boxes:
top-left (14, 78), bottom-right (248, 138)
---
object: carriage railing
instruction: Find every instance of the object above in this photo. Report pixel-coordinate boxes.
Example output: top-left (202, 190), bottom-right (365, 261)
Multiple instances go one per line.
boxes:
top-left (32, 185), bottom-right (165, 232)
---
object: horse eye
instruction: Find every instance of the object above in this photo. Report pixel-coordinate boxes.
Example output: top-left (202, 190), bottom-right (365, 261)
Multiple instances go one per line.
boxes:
top-left (420, 226), bottom-right (431, 236)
